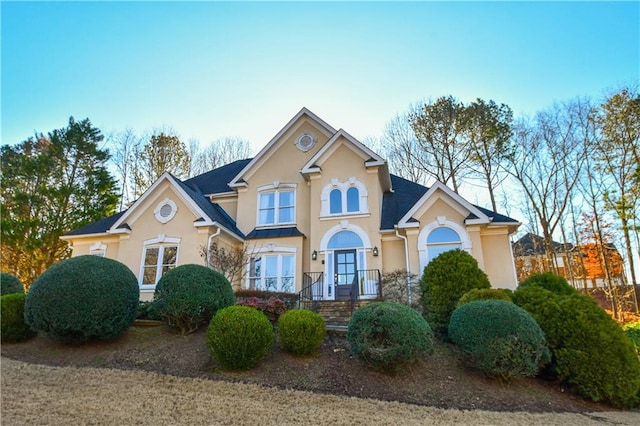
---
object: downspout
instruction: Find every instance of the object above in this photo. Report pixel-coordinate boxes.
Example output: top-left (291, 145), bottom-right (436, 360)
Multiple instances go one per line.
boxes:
top-left (395, 225), bottom-right (412, 304)
top-left (205, 226), bottom-right (221, 268)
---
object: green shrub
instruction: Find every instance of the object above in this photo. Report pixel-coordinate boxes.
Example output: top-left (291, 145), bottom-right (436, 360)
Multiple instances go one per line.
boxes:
top-left (207, 305), bottom-right (274, 370)
top-left (278, 309), bottom-right (326, 355)
top-left (519, 272), bottom-right (576, 296)
top-left (24, 256), bottom-right (138, 343)
top-left (1, 272), bottom-right (24, 295)
top-left (457, 288), bottom-right (512, 307)
top-left (623, 321), bottom-right (640, 355)
top-left (1, 293), bottom-right (34, 342)
top-left (448, 300), bottom-right (550, 381)
top-left (347, 302), bottom-right (433, 371)
top-left (419, 249), bottom-right (491, 336)
top-left (514, 287), bottom-right (640, 408)
top-left (136, 300), bottom-right (162, 321)
top-left (153, 265), bottom-right (235, 335)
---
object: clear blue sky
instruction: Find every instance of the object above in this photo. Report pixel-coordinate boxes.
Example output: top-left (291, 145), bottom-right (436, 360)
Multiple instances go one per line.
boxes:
top-left (2, 1), bottom-right (638, 152)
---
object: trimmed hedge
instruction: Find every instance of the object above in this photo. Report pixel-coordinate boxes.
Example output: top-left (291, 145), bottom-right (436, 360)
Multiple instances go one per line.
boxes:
top-left (419, 249), bottom-right (491, 336)
top-left (1, 293), bottom-right (34, 342)
top-left (1, 272), bottom-right (24, 295)
top-left (347, 302), bottom-right (433, 371)
top-left (457, 288), bottom-right (512, 307)
top-left (24, 256), bottom-right (139, 343)
top-left (519, 272), bottom-right (576, 296)
top-left (278, 309), bottom-right (326, 355)
top-left (448, 300), bottom-right (550, 381)
top-left (207, 305), bottom-right (274, 370)
top-left (513, 286), bottom-right (640, 408)
top-left (153, 265), bottom-right (235, 335)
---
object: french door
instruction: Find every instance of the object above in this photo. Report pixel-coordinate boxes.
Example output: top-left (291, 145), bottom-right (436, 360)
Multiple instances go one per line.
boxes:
top-left (334, 249), bottom-right (357, 300)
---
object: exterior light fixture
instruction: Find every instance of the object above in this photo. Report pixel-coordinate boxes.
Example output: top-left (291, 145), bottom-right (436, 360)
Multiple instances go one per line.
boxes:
top-left (312, 250), bottom-right (318, 261)
top-left (372, 246), bottom-right (379, 257)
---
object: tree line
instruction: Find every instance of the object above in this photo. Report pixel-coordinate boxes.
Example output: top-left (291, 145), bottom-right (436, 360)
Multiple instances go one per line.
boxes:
top-left (375, 86), bottom-right (639, 291)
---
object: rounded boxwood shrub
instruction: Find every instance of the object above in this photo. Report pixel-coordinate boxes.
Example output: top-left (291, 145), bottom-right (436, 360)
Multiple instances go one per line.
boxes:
top-left (1, 293), bottom-right (34, 342)
top-left (278, 309), bottom-right (326, 355)
top-left (24, 256), bottom-right (139, 343)
top-left (153, 264), bottom-right (235, 335)
top-left (419, 249), bottom-right (491, 336)
top-left (519, 272), bottom-right (576, 296)
top-left (457, 288), bottom-right (512, 307)
top-left (207, 305), bottom-right (274, 370)
top-left (448, 300), bottom-right (550, 381)
top-left (513, 287), bottom-right (640, 408)
top-left (347, 302), bottom-right (433, 371)
top-left (1, 272), bottom-right (24, 295)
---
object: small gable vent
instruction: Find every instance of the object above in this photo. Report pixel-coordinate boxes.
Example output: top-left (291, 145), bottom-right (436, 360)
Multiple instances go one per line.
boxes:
top-left (295, 132), bottom-right (317, 152)
top-left (154, 198), bottom-right (177, 224)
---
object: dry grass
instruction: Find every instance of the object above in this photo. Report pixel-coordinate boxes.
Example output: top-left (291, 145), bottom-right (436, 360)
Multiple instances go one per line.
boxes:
top-left (2, 357), bottom-right (638, 425)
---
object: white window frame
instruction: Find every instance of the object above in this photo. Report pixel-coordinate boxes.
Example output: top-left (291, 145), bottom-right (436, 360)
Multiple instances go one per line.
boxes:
top-left (320, 177), bottom-right (368, 217)
top-left (246, 245), bottom-right (296, 293)
top-left (417, 218), bottom-right (472, 273)
top-left (256, 182), bottom-right (296, 227)
top-left (139, 235), bottom-right (181, 290)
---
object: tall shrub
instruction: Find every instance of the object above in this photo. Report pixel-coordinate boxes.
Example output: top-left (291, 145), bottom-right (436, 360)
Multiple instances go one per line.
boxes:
top-left (153, 264), bottom-right (235, 335)
top-left (1, 293), bottom-right (34, 342)
top-left (419, 249), bottom-right (490, 336)
top-left (24, 256), bottom-right (139, 343)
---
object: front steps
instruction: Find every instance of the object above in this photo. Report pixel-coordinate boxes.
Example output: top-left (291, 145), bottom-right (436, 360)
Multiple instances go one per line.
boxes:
top-left (316, 300), bottom-right (379, 334)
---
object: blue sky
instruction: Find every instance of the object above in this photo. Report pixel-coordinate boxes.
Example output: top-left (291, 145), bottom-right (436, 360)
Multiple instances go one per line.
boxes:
top-left (2, 1), bottom-right (638, 152)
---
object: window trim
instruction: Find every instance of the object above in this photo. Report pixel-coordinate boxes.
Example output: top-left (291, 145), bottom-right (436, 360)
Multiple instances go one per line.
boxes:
top-left (417, 218), bottom-right (472, 273)
top-left (320, 178), bottom-right (368, 217)
top-left (246, 248), bottom-right (296, 293)
top-left (139, 235), bottom-right (181, 290)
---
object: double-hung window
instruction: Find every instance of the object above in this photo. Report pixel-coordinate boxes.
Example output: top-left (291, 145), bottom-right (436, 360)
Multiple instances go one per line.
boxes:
top-left (248, 254), bottom-right (295, 293)
top-left (258, 188), bottom-right (295, 226)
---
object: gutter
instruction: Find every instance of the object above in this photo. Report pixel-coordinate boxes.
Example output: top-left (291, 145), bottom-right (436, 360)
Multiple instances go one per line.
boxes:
top-left (205, 227), bottom-right (222, 268)
top-left (395, 225), bottom-right (412, 305)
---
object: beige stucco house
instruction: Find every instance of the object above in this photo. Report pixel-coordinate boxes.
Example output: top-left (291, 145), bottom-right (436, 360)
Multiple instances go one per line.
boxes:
top-left (62, 108), bottom-right (520, 302)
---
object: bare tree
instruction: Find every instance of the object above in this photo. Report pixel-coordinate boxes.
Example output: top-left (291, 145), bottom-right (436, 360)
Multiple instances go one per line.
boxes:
top-left (133, 132), bottom-right (190, 197)
top-left (505, 101), bottom-right (587, 272)
top-left (106, 128), bottom-right (140, 209)
top-left (200, 240), bottom-right (251, 288)
top-left (189, 137), bottom-right (252, 177)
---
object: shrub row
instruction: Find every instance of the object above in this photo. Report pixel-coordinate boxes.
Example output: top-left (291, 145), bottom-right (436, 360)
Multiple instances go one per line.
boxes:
top-left (513, 274), bottom-right (640, 408)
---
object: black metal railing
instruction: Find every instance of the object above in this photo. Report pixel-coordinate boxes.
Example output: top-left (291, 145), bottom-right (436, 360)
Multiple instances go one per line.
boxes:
top-left (298, 272), bottom-right (324, 311)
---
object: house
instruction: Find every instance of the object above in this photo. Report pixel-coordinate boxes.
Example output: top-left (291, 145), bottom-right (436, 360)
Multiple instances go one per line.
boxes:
top-left (61, 108), bottom-right (521, 303)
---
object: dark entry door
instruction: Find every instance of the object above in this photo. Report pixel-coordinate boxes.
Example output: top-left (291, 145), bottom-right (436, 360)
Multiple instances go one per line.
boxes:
top-left (334, 249), bottom-right (357, 300)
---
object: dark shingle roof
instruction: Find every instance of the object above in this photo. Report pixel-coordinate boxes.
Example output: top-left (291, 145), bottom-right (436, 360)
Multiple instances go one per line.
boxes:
top-left (183, 158), bottom-right (252, 195)
top-left (245, 227), bottom-right (305, 240)
top-left (64, 210), bottom-right (127, 236)
top-left (380, 174), bottom-right (519, 230)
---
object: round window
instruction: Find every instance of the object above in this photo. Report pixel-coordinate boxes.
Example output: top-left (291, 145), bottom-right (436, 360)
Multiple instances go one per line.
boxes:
top-left (295, 132), bottom-right (317, 152)
top-left (154, 198), bottom-right (177, 223)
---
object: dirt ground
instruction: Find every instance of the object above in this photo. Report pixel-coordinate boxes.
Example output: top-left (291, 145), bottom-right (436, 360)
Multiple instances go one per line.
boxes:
top-left (0, 324), bottom-right (625, 414)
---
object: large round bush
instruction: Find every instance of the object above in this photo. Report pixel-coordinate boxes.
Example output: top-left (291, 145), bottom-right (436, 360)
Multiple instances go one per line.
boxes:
top-left (448, 300), bottom-right (550, 381)
top-left (519, 272), bottom-right (576, 296)
top-left (419, 249), bottom-right (490, 336)
top-left (24, 256), bottom-right (139, 343)
top-left (514, 287), bottom-right (640, 408)
top-left (347, 302), bottom-right (433, 371)
top-left (207, 305), bottom-right (274, 370)
top-left (278, 309), bottom-right (326, 355)
top-left (1, 293), bottom-right (34, 342)
top-left (153, 264), bottom-right (235, 335)
top-left (1, 272), bottom-right (24, 295)
top-left (457, 288), bottom-right (512, 307)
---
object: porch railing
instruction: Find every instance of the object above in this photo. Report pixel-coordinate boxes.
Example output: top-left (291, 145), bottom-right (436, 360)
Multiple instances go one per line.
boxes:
top-left (298, 272), bottom-right (324, 311)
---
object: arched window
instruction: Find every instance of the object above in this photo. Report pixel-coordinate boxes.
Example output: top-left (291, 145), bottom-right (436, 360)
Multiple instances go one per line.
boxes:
top-left (427, 227), bottom-right (462, 261)
top-left (328, 231), bottom-right (363, 249)
top-left (330, 189), bottom-right (342, 214)
top-left (346, 187), bottom-right (359, 212)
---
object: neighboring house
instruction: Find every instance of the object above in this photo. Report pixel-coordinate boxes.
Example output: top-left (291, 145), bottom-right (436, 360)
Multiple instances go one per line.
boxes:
top-left (61, 108), bottom-right (521, 302)
top-left (512, 232), bottom-right (625, 288)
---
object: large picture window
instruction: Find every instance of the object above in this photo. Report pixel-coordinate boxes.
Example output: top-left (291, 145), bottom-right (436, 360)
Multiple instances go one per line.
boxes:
top-left (141, 245), bottom-right (178, 286)
top-left (258, 189), bottom-right (295, 226)
top-left (426, 227), bottom-right (462, 261)
top-left (248, 254), bottom-right (294, 293)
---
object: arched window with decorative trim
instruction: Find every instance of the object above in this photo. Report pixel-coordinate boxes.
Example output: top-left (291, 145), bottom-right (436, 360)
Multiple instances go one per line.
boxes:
top-left (418, 218), bottom-right (472, 274)
top-left (321, 178), bottom-right (368, 217)
top-left (346, 187), bottom-right (359, 212)
top-left (427, 227), bottom-right (462, 261)
top-left (330, 189), bottom-right (342, 214)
